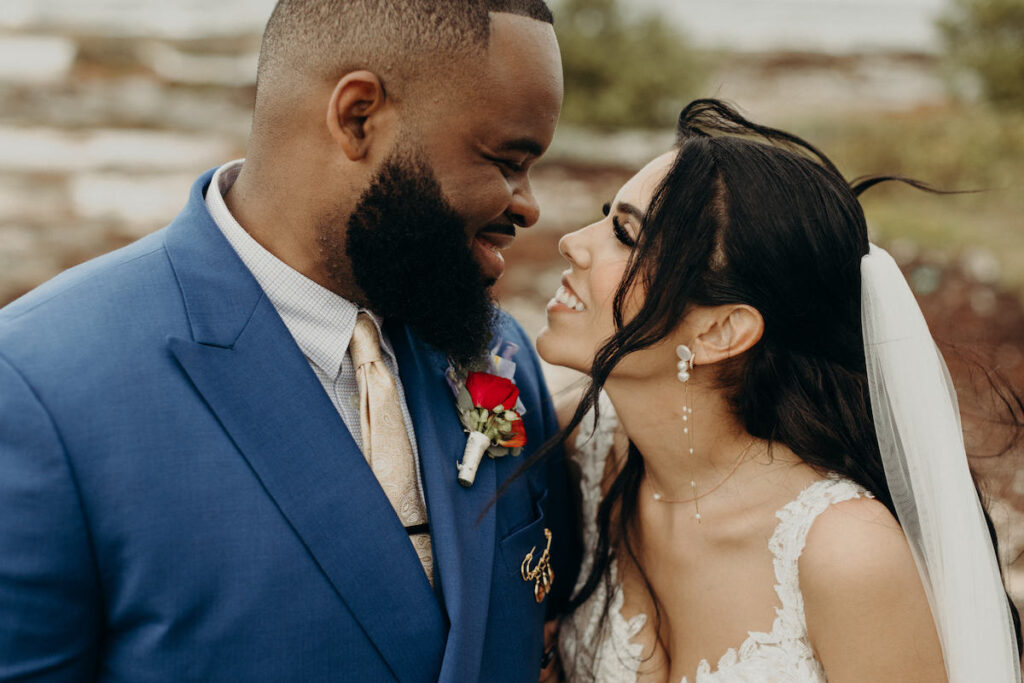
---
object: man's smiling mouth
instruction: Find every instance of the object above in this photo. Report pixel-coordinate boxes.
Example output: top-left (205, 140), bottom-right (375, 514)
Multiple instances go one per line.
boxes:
top-left (472, 225), bottom-right (516, 281)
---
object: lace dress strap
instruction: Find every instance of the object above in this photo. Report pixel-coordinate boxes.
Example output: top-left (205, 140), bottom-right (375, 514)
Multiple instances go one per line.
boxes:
top-left (767, 476), bottom-right (872, 634)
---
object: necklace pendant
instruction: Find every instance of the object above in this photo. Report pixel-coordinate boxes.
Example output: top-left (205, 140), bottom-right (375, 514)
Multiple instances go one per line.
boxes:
top-left (652, 492), bottom-right (662, 501)
top-left (695, 512), bottom-right (702, 523)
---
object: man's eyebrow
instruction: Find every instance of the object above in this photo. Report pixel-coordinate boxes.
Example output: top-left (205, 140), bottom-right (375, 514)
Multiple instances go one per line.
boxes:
top-left (496, 138), bottom-right (545, 157)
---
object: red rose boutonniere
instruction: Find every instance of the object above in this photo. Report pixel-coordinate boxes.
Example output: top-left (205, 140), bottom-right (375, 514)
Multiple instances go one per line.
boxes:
top-left (447, 351), bottom-right (527, 487)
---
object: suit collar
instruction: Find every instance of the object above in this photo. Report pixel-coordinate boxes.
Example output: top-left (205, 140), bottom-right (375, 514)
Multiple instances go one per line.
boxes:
top-left (163, 168), bottom-right (262, 348)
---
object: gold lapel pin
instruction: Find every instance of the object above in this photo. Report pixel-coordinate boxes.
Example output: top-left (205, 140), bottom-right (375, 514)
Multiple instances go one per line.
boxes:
top-left (520, 528), bottom-right (554, 603)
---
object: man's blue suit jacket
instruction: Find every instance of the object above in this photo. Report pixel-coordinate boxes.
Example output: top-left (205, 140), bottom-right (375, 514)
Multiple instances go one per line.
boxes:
top-left (0, 170), bottom-right (578, 682)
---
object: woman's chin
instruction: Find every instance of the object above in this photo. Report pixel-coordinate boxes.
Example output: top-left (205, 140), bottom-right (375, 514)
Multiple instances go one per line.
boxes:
top-left (536, 326), bottom-right (586, 373)
top-left (535, 325), bottom-right (556, 363)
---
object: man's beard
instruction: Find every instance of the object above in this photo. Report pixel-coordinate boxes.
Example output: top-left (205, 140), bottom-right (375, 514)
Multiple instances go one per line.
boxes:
top-left (319, 151), bottom-right (496, 369)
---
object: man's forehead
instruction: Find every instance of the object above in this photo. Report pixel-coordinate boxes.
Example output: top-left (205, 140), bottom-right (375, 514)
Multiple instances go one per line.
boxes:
top-left (472, 18), bottom-right (562, 148)
top-left (417, 13), bottom-right (561, 156)
top-left (483, 14), bottom-right (562, 92)
top-left (487, 12), bottom-right (559, 50)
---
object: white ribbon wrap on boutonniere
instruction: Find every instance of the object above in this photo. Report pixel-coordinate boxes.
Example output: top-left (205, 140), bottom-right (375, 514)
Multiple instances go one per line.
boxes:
top-left (447, 341), bottom-right (527, 487)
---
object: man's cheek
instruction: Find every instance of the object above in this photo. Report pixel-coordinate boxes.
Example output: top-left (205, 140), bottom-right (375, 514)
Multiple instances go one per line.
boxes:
top-left (452, 183), bottom-right (510, 225)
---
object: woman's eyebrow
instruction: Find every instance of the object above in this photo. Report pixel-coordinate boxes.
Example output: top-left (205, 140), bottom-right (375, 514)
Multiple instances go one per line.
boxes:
top-left (616, 202), bottom-right (644, 221)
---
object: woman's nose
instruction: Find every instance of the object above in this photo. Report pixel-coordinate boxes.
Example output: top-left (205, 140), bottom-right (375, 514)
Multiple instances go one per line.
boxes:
top-left (558, 226), bottom-right (590, 269)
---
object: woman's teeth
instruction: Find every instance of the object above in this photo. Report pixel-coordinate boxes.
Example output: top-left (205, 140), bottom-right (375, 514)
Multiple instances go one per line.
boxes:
top-left (554, 285), bottom-right (586, 312)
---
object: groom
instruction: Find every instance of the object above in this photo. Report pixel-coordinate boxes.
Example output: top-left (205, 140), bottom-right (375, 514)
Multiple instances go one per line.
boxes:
top-left (0, 1), bottom-right (577, 681)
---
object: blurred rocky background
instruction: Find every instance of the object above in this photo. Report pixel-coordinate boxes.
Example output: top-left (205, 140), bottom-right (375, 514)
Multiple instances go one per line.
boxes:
top-left (1, 0), bottom-right (1023, 616)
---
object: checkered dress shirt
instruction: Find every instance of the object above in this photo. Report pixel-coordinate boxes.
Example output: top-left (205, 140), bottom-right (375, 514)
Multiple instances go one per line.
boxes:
top-left (204, 160), bottom-right (424, 495)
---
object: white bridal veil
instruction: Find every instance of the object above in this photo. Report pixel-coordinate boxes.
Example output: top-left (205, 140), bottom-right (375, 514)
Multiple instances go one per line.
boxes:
top-left (861, 244), bottom-right (1021, 682)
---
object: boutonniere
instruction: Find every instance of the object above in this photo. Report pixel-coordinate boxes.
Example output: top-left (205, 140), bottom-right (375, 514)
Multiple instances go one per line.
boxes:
top-left (447, 342), bottom-right (527, 487)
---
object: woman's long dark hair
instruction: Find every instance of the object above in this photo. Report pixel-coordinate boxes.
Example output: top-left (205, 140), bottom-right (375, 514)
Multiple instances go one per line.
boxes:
top-left (526, 99), bottom-right (1022, 672)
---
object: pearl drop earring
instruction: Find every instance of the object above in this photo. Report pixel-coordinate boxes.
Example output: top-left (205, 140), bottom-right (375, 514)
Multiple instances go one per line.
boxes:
top-left (676, 344), bottom-right (693, 383)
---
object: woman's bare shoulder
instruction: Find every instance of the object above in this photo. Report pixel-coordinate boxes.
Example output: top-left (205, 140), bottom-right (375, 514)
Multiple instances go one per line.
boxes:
top-left (799, 494), bottom-right (906, 589)
top-left (799, 494), bottom-right (946, 681)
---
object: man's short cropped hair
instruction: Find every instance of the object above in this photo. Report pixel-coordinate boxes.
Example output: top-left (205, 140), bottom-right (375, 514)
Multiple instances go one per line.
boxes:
top-left (257, 0), bottom-right (554, 98)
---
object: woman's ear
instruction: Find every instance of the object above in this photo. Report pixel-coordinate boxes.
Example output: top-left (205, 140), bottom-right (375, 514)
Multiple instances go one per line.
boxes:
top-left (326, 71), bottom-right (390, 161)
top-left (691, 304), bottom-right (764, 365)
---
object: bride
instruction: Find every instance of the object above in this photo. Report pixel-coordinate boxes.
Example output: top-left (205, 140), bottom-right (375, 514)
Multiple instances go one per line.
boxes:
top-left (535, 100), bottom-right (1022, 682)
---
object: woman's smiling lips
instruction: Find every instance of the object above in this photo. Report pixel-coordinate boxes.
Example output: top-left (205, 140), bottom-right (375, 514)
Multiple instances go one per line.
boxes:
top-left (472, 228), bottom-right (516, 281)
top-left (548, 275), bottom-right (587, 313)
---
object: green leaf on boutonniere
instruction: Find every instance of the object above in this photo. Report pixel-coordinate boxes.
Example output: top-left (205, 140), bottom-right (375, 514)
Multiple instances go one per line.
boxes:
top-left (456, 385), bottom-right (473, 413)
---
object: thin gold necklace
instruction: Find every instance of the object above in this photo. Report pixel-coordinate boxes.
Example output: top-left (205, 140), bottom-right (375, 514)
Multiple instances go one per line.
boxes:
top-left (647, 452), bottom-right (746, 522)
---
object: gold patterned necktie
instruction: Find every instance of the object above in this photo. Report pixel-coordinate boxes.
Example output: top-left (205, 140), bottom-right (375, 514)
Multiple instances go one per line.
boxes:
top-left (349, 313), bottom-right (433, 585)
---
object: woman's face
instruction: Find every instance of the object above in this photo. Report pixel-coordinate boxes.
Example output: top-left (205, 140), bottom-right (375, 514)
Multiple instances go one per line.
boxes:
top-left (536, 150), bottom-right (676, 375)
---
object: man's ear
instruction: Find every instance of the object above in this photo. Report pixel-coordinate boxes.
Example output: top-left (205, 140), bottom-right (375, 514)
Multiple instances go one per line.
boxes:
top-left (691, 304), bottom-right (764, 366)
top-left (326, 71), bottom-right (390, 161)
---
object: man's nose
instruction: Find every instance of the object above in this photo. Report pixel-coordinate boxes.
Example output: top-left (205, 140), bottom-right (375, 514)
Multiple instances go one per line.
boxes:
top-left (506, 177), bottom-right (541, 228)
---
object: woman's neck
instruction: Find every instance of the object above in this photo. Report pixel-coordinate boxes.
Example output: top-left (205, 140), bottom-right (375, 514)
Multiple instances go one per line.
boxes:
top-left (603, 372), bottom-right (758, 500)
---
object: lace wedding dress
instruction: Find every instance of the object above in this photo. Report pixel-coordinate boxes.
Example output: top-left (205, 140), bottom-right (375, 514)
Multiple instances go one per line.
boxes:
top-left (558, 394), bottom-right (869, 683)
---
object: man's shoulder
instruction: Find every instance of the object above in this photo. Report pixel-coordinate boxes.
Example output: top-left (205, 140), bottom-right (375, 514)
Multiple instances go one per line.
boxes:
top-left (0, 229), bottom-right (181, 369)
top-left (0, 168), bottom-right (218, 337)
top-left (1, 231), bottom-right (169, 323)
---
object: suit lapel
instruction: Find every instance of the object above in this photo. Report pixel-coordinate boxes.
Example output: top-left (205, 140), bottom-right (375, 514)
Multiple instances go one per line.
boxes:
top-left (163, 172), bottom-right (446, 681)
top-left (388, 323), bottom-right (497, 682)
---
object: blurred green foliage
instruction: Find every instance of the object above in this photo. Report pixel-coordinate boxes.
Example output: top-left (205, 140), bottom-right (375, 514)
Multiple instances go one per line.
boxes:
top-left (807, 107), bottom-right (1024, 290)
top-left (939, 0), bottom-right (1024, 107)
top-left (551, 0), bottom-right (705, 129)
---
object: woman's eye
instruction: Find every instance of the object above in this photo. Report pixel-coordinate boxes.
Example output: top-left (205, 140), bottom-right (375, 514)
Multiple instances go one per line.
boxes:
top-left (612, 216), bottom-right (636, 248)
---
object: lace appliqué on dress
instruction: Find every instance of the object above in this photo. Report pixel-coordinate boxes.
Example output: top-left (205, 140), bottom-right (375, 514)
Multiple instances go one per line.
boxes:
top-left (557, 394), bottom-right (872, 683)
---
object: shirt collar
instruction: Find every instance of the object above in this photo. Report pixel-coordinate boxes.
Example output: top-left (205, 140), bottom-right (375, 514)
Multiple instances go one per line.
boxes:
top-left (204, 160), bottom-right (396, 377)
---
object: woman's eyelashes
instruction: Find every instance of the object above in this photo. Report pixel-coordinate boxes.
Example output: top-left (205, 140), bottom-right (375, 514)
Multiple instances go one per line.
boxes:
top-left (602, 202), bottom-right (637, 248)
top-left (612, 215), bottom-right (637, 248)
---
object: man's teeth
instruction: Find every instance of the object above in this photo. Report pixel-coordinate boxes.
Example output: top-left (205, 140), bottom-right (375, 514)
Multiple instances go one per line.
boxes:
top-left (554, 285), bottom-right (586, 312)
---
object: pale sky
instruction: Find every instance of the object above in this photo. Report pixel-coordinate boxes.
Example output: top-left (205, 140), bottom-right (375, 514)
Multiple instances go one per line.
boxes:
top-left (2, 0), bottom-right (951, 53)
